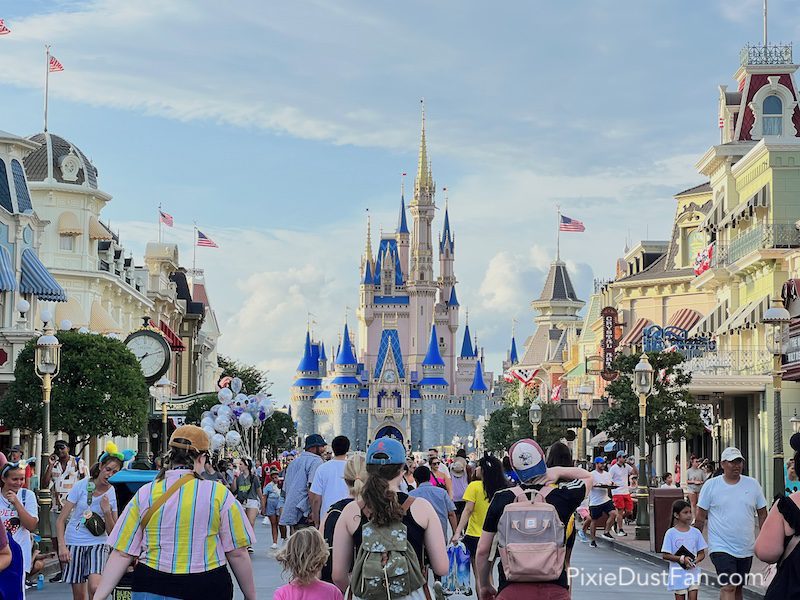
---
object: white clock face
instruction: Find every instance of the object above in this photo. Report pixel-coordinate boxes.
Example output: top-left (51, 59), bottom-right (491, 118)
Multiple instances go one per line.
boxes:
top-left (383, 370), bottom-right (396, 383)
top-left (126, 334), bottom-right (168, 378)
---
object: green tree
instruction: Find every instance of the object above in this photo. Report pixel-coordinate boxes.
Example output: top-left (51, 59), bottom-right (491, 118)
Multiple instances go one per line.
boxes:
top-left (484, 381), bottom-right (564, 451)
top-left (184, 393), bottom-right (218, 425)
top-left (0, 331), bottom-right (149, 451)
top-left (597, 351), bottom-right (704, 468)
top-left (218, 355), bottom-right (270, 394)
top-left (259, 411), bottom-right (296, 460)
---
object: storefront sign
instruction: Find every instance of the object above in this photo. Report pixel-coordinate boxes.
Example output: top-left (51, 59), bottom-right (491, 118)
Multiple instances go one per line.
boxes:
top-left (601, 307), bottom-right (619, 381)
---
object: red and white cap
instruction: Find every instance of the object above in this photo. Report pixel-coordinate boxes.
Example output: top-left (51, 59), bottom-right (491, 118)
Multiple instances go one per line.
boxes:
top-left (508, 438), bottom-right (547, 482)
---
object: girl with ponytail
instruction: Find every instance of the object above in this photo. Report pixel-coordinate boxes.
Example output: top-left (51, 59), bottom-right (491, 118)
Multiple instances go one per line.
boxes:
top-left (331, 438), bottom-right (449, 598)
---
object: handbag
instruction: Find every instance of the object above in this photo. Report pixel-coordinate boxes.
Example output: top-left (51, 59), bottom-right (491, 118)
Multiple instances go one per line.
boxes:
top-left (81, 481), bottom-right (106, 537)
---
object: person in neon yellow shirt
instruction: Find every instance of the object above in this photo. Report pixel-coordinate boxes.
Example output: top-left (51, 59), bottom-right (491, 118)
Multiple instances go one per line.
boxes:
top-left (450, 455), bottom-right (507, 599)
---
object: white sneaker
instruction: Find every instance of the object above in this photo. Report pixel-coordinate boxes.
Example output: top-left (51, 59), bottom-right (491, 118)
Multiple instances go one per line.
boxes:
top-left (271, 542), bottom-right (278, 549)
top-left (615, 530), bottom-right (628, 537)
top-left (262, 516), bottom-right (269, 525)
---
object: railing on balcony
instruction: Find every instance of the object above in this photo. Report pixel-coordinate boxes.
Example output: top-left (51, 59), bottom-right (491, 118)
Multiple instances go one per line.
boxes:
top-left (740, 43), bottom-right (793, 66)
top-left (682, 349), bottom-right (772, 377)
top-left (711, 223), bottom-right (800, 268)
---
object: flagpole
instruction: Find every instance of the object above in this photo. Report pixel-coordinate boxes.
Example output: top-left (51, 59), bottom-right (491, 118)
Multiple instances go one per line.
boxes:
top-left (158, 204), bottom-right (162, 243)
top-left (44, 45), bottom-right (50, 132)
top-left (192, 223), bottom-right (197, 273)
top-left (556, 205), bottom-right (561, 261)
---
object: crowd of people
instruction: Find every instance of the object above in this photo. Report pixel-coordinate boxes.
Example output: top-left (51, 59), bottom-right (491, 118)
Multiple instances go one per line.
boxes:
top-left (3, 428), bottom-right (800, 599)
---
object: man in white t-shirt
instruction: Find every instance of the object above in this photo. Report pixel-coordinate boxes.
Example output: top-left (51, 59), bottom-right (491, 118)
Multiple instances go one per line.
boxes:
top-left (608, 450), bottom-right (637, 537)
top-left (309, 435), bottom-right (350, 527)
top-left (588, 456), bottom-right (617, 548)
top-left (695, 447), bottom-right (767, 600)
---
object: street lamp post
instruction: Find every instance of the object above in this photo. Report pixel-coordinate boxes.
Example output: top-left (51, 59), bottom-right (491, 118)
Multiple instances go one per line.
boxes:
top-left (155, 376), bottom-right (172, 457)
top-left (632, 353), bottom-right (654, 541)
top-left (34, 313), bottom-right (61, 553)
top-left (529, 402), bottom-right (542, 439)
top-left (764, 300), bottom-right (791, 500)
top-left (577, 384), bottom-right (594, 464)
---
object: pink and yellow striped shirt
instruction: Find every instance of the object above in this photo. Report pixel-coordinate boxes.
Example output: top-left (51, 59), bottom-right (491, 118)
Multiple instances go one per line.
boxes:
top-left (108, 470), bottom-right (255, 574)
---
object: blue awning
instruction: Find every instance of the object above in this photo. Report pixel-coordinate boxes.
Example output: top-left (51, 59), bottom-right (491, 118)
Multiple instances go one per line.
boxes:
top-left (20, 248), bottom-right (66, 302)
top-left (0, 245), bottom-right (16, 292)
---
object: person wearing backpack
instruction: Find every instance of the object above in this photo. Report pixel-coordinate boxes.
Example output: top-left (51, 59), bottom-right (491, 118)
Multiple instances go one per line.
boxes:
top-left (475, 438), bottom-right (592, 600)
top-left (331, 437), bottom-right (449, 599)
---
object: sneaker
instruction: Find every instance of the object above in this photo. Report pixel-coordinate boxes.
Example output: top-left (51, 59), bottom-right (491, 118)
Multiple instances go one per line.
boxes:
top-left (615, 530), bottom-right (628, 537)
top-left (601, 532), bottom-right (614, 541)
top-left (247, 546), bottom-right (254, 554)
top-left (577, 529), bottom-right (588, 542)
top-left (49, 573), bottom-right (63, 583)
top-left (271, 542), bottom-right (278, 549)
top-left (262, 516), bottom-right (269, 525)
top-left (590, 540), bottom-right (598, 548)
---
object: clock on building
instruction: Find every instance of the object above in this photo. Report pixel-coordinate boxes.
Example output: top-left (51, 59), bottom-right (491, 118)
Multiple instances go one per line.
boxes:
top-left (124, 326), bottom-right (171, 385)
top-left (382, 369), bottom-right (397, 383)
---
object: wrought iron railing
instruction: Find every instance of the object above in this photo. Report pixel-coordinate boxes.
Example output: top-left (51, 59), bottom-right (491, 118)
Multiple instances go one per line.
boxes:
top-left (740, 43), bottom-right (793, 66)
top-left (713, 223), bottom-right (800, 267)
top-left (682, 349), bottom-right (772, 377)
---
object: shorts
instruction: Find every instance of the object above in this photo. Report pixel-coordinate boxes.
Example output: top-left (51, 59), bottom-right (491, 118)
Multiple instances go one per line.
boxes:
top-left (673, 584), bottom-right (700, 595)
top-left (63, 544), bottom-right (107, 584)
top-left (576, 506), bottom-right (590, 521)
top-left (265, 497), bottom-right (281, 516)
top-left (463, 534), bottom-right (479, 558)
top-left (612, 494), bottom-right (634, 513)
top-left (497, 583), bottom-right (570, 600)
top-left (710, 552), bottom-right (753, 587)
top-left (244, 499), bottom-right (259, 510)
top-left (589, 500), bottom-right (616, 520)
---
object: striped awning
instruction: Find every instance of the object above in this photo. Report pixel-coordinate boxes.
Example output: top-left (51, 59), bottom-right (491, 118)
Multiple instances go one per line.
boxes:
top-left (157, 319), bottom-right (186, 352)
top-left (619, 317), bottom-right (653, 347)
top-left (58, 212), bottom-right (82, 236)
top-left (88, 216), bottom-right (113, 240)
top-left (718, 295), bottom-right (771, 335)
top-left (0, 245), bottom-right (16, 292)
top-left (691, 300), bottom-right (729, 336)
top-left (89, 299), bottom-right (121, 334)
top-left (701, 199), bottom-right (725, 233)
top-left (55, 297), bottom-right (88, 329)
top-left (718, 185), bottom-right (770, 229)
top-left (20, 248), bottom-right (66, 302)
top-left (667, 308), bottom-right (703, 332)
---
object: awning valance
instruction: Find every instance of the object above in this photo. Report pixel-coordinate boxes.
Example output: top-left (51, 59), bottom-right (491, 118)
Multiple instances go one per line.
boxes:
top-left (20, 248), bottom-right (66, 302)
top-left (0, 245), bottom-right (16, 293)
top-left (89, 300), bottom-right (121, 334)
top-left (718, 295), bottom-right (771, 335)
top-left (718, 185), bottom-right (770, 229)
top-left (55, 297), bottom-right (88, 329)
top-left (701, 199), bottom-right (726, 233)
top-left (88, 216), bottom-right (113, 240)
top-left (691, 300), bottom-right (729, 336)
top-left (159, 319), bottom-right (186, 352)
top-left (58, 212), bottom-right (82, 236)
top-left (619, 317), bottom-right (653, 347)
top-left (667, 308), bottom-right (703, 331)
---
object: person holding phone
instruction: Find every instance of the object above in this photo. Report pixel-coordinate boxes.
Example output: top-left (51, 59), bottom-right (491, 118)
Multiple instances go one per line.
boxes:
top-left (662, 500), bottom-right (707, 600)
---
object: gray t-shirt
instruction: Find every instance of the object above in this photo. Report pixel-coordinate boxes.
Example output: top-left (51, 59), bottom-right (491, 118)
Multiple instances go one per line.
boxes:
top-left (686, 467), bottom-right (707, 493)
top-left (235, 474), bottom-right (261, 501)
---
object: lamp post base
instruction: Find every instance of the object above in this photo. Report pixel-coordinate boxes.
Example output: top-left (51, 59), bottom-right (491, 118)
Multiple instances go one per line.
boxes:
top-left (635, 484), bottom-right (650, 541)
top-left (36, 486), bottom-right (54, 553)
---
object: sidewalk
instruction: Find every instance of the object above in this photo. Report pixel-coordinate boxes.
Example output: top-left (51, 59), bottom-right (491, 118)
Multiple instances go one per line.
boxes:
top-left (595, 531), bottom-right (767, 599)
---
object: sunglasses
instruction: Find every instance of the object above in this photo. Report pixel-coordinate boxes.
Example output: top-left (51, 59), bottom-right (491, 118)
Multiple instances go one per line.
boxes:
top-left (431, 461), bottom-right (440, 466)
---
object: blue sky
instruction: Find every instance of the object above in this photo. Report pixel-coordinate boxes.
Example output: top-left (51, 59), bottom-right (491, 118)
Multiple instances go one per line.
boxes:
top-left (1, 0), bottom-right (798, 401)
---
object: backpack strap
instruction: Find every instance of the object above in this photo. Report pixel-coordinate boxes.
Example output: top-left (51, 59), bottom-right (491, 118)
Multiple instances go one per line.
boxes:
top-left (140, 473), bottom-right (195, 530)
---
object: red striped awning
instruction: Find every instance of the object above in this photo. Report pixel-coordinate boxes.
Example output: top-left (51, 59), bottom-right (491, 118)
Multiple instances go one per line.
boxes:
top-left (667, 308), bottom-right (702, 332)
top-left (149, 319), bottom-right (186, 352)
top-left (619, 317), bottom-right (653, 347)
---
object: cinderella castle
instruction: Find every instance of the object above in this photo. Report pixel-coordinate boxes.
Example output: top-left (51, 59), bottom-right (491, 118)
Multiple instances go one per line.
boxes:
top-left (291, 107), bottom-right (503, 451)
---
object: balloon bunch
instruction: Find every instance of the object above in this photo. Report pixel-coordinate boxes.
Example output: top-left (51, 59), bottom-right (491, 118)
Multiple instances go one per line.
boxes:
top-left (200, 376), bottom-right (275, 457)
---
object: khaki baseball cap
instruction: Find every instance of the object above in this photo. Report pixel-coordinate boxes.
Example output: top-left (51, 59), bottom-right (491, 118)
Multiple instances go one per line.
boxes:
top-left (169, 425), bottom-right (210, 452)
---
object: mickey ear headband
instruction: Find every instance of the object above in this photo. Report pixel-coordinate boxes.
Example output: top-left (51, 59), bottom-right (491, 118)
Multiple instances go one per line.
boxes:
top-left (1, 460), bottom-right (28, 478)
top-left (98, 441), bottom-right (125, 463)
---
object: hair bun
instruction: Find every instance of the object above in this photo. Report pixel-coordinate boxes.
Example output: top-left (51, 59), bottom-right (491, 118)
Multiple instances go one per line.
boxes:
top-left (791, 433), bottom-right (800, 453)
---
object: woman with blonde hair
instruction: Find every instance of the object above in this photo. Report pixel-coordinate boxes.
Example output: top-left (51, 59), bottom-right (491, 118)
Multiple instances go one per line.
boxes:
top-left (274, 527), bottom-right (343, 599)
top-left (320, 453), bottom-right (368, 583)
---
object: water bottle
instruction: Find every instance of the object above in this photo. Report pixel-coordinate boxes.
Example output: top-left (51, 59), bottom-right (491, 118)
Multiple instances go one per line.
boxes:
top-left (37, 574), bottom-right (44, 590)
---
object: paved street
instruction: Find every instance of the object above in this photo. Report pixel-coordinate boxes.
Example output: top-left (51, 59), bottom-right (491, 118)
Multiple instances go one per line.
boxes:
top-left (29, 519), bottom-right (721, 599)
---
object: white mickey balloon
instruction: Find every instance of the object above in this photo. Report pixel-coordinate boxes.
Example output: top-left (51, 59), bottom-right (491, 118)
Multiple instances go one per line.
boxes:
top-left (238, 412), bottom-right (254, 429)
top-left (231, 377), bottom-right (243, 394)
top-left (202, 425), bottom-right (216, 440)
top-left (214, 416), bottom-right (231, 433)
top-left (260, 398), bottom-right (274, 420)
top-left (211, 433), bottom-right (225, 450)
top-left (218, 405), bottom-right (232, 420)
top-left (218, 387), bottom-right (234, 404)
top-left (225, 430), bottom-right (242, 446)
top-left (201, 416), bottom-right (215, 430)
top-left (201, 411), bottom-right (212, 421)
top-left (210, 404), bottom-right (222, 416)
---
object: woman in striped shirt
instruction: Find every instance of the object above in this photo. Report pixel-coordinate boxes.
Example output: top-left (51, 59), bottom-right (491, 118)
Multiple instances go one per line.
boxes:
top-left (92, 426), bottom-right (256, 600)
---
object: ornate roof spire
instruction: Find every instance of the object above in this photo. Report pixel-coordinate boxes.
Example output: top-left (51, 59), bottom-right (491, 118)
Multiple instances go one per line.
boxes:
top-left (414, 99), bottom-right (433, 200)
top-left (397, 194), bottom-right (409, 234)
top-left (423, 323), bottom-right (445, 366)
top-left (365, 209), bottom-right (373, 263)
top-left (334, 322), bottom-right (357, 366)
top-left (470, 360), bottom-right (488, 392)
top-left (440, 187), bottom-right (454, 253)
top-left (460, 324), bottom-right (474, 358)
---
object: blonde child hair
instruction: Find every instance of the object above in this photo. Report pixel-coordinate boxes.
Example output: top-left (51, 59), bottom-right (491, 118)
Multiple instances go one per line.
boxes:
top-left (275, 527), bottom-right (329, 585)
top-left (344, 452), bottom-right (368, 497)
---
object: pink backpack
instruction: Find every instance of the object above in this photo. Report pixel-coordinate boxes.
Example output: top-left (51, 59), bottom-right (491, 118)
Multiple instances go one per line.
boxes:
top-left (495, 486), bottom-right (566, 582)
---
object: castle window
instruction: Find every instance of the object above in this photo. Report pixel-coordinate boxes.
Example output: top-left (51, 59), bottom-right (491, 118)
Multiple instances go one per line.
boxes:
top-left (59, 234), bottom-right (75, 251)
top-left (0, 160), bottom-right (11, 213)
top-left (763, 95), bottom-right (783, 135)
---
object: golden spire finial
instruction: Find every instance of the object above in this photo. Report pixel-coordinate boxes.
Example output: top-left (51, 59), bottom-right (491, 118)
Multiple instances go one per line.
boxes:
top-left (415, 98), bottom-right (430, 196)
top-left (465, 307), bottom-right (469, 326)
top-left (364, 209), bottom-right (373, 263)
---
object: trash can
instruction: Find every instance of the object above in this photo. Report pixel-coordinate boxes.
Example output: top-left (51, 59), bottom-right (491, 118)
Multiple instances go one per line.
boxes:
top-left (649, 487), bottom-right (684, 552)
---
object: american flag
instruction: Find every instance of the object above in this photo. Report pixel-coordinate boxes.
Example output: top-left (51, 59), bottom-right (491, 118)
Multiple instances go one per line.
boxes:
top-left (508, 366), bottom-right (539, 385)
top-left (159, 210), bottom-right (174, 227)
top-left (49, 55), bottom-right (64, 72)
top-left (0, 20), bottom-right (11, 35)
top-left (550, 383), bottom-right (562, 402)
top-left (559, 215), bottom-right (585, 232)
top-left (196, 230), bottom-right (218, 248)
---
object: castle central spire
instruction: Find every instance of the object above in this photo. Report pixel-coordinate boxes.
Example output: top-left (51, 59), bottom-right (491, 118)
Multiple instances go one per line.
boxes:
top-left (413, 99), bottom-right (434, 203)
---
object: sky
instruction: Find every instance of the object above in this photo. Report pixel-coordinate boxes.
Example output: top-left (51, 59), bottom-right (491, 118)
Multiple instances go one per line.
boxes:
top-left (1, 0), bottom-right (798, 402)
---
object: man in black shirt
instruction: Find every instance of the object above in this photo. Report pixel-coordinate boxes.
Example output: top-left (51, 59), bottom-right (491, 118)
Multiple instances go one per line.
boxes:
top-left (475, 438), bottom-right (592, 600)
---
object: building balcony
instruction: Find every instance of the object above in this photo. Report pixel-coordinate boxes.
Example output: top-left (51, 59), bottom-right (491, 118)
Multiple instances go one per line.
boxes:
top-left (682, 348), bottom-right (772, 377)
top-left (713, 222), bottom-right (800, 268)
top-left (740, 43), bottom-right (793, 66)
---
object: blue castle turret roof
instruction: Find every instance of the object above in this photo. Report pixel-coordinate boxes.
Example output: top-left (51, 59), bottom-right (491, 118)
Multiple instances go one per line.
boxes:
top-left (297, 331), bottom-right (318, 372)
top-left (470, 360), bottom-right (488, 392)
top-left (448, 286), bottom-right (459, 307)
top-left (397, 194), bottom-right (409, 234)
top-left (363, 260), bottom-right (373, 285)
top-left (509, 336), bottom-right (518, 364)
top-left (335, 323), bottom-right (358, 366)
top-left (460, 325), bottom-right (474, 358)
top-left (440, 206), bottom-right (454, 253)
top-left (423, 324), bottom-right (445, 366)
top-left (320, 341), bottom-right (327, 362)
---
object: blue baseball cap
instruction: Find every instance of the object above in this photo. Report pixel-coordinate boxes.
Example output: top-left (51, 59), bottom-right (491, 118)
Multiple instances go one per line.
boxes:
top-left (616, 450), bottom-right (627, 458)
top-left (304, 434), bottom-right (326, 449)
top-left (366, 437), bottom-right (405, 465)
top-left (594, 456), bottom-right (606, 464)
top-left (508, 438), bottom-right (547, 482)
